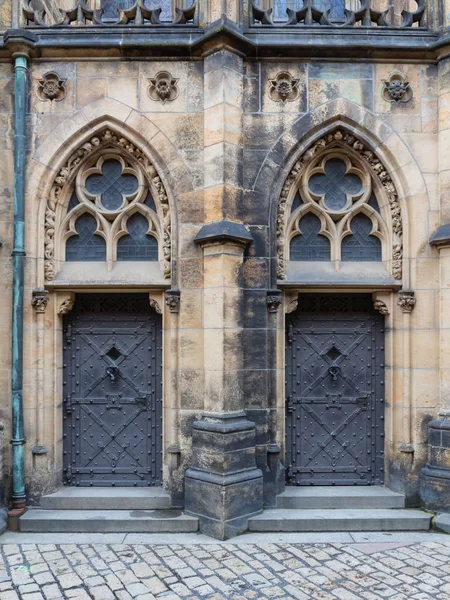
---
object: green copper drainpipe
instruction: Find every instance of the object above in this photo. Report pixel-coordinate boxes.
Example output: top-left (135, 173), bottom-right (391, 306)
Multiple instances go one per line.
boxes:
top-left (11, 54), bottom-right (28, 510)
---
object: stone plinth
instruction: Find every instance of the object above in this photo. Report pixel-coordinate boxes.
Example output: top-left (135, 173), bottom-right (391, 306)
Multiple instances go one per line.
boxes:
top-left (185, 411), bottom-right (263, 540)
top-left (420, 411), bottom-right (450, 512)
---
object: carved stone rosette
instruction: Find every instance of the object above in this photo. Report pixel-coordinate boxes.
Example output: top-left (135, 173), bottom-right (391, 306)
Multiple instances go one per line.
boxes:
top-left (31, 289), bottom-right (49, 313)
top-left (43, 128), bottom-right (172, 282)
top-left (397, 290), bottom-right (416, 313)
top-left (268, 72), bottom-right (300, 104)
top-left (382, 72), bottom-right (412, 105)
top-left (165, 289), bottom-right (180, 313)
top-left (36, 72), bottom-right (66, 103)
top-left (276, 129), bottom-right (403, 281)
top-left (148, 71), bottom-right (179, 104)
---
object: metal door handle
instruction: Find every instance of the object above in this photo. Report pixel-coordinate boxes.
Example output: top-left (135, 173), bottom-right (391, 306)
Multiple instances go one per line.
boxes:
top-left (106, 366), bottom-right (119, 383)
top-left (329, 366), bottom-right (340, 380)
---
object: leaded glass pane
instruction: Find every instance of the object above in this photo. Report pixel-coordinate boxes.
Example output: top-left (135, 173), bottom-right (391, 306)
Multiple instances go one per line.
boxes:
top-left (67, 192), bottom-right (79, 213)
top-left (85, 159), bottom-right (139, 211)
top-left (66, 213), bottom-right (106, 261)
top-left (117, 213), bottom-right (158, 261)
top-left (290, 213), bottom-right (330, 261)
top-left (341, 213), bottom-right (382, 261)
top-left (309, 158), bottom-right (362, 211)
top-left (368, 192), bottom-right (380, 213)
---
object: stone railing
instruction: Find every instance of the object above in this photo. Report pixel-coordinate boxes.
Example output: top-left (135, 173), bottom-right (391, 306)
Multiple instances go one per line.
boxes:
top-left (250, 0), bottom-right (425, 27)
top-left (23, 0), bottom-right (196, 26)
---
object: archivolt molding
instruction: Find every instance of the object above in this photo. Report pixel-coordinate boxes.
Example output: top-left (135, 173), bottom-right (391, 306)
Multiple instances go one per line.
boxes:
top-left (276, 129), bottom-right (403, 280)
top-left (44, 128), bottom-right (172, 281)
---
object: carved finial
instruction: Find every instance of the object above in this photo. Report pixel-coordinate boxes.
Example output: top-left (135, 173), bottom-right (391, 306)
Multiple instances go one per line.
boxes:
top-left (373, 299), bottom-right (389, 315)
top-left (32, 289), bottom-right (49, 313)
top-left (397, 290), bottom-right (416, 313)
top-left (266, 290), bottom-right (282, 313)
top-left (165, 289), bottom-right (180, 313)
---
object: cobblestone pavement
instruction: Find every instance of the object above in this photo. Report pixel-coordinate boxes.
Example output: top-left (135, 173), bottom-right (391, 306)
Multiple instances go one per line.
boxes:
top-left (1, 541), bottom-right (450, 600)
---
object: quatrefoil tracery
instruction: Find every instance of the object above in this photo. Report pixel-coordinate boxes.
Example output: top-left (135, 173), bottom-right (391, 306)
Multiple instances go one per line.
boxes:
top-left (287, 150), bottom-right (388, 265)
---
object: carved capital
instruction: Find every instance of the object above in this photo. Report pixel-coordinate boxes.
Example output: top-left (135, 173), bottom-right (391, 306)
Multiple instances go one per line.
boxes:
top-left (32, 288), bottom-right (49, 313)
top-left (266, 290), bottom-right (282, 313)
top-left (397, 290), bottom-right (416, 314)
top-left (165, 289), bottom-right (180, 313)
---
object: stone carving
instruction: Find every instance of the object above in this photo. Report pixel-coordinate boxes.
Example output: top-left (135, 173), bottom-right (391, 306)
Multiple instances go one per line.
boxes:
top-left (58, 298), bottom-right (75, 315)
top-left (251, 0), bottom-right (424, 27)
top-left (266, 292), bottom-right (283, 313)
top-left (277, 129), bottom-right (403, 281)
top-left (398, 290), bottom-right (416, 313)
top-left (373, 299), bottom-right (389, 315)
top-left (36, 72), bottom-right (66, 103)
top-left (268, 72), bottom-right (299, 104)
top-left (165, 289), bottom-right (180, 313)
top-left (23, 0), bottom-right (196, 26)
top-left (148, 71), bottom-right (179, 104)
top-left (149, 296), bottom-right (162, 314)
top-left (382, 72), bottom-right (412, 104)
top-left (32, 289), bottom-right (49, 313)
top-left (44, 128), bottom-right (171, 282)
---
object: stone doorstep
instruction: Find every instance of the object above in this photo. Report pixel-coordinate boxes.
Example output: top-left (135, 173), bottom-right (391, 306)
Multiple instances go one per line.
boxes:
top-left (18, 509), bottom-right (199, 534)
top-left (276, 486), bottom-right (405, 510)
top-left (248, 508), bottom-right (431, 532)
top-left (40, 487), bottom-right (171, 511)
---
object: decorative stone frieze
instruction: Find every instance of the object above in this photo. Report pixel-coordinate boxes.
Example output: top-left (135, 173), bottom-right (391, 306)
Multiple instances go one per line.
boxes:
top-left (382, 72), bottom-right (413, 104)
top-left (44, 128), bottom-right (171, 282)
top-left (165, 289), bottom-right (180, 313)
top-left (148, 71), bottom-right (179, 104)
top-left (277, 129), bottom-right (403, 281)
top-left (31, 289), bottom-right (49, 313)
top-left (397, 290), bottom-right (416, 313)
top-left (36, 72), bottom-right (66, 103)
top-left (268, 72), bottom-right (299, 104)
top-left (266, 290), bottom-right (282, 313)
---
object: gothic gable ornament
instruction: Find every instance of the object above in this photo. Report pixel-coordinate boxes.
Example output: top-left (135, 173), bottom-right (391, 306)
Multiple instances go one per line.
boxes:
top-left (268, 71), bottom-right (300, 103)
top-left (148, 71), bottom-right (179, 104)
top-left (277, 129), bottom-right (403, 281)
top-left (382, 72), bottom-right (412, 104)
top-left (36, 71), bottom-right (67, 103)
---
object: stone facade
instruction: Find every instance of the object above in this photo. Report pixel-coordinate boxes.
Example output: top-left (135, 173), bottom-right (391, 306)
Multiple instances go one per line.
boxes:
top-left (0, 0), bottom-right (448, 538)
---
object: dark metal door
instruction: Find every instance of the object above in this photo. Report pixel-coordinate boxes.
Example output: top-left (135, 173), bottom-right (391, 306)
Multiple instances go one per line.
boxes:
top-left (63, 294), bottom-right (162, 487)
top-left (285, 294), bottom-right (384, 486)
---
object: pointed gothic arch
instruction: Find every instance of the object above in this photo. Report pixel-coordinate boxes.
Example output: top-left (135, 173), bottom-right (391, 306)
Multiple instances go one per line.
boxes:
top-left (276, 128), bottom-right (403, 281)
top-left (43, 126), bottom-right (173, 282)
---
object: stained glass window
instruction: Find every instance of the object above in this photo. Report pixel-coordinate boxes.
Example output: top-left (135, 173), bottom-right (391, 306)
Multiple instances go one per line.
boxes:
top-left (117, 213), bottom-right (158, 261)
top-left (290, 213), bottom-right (330, 261)
top-left (66, 214), bottom-right (106, 262)
top-left (341, 213), bottom-right (382, 261)
top-left (309, 158), bottom-right (362, 211)
top-left (100, 0), bottom-right (173, 21)
top-left (85, 159), bottom-right (139, 211)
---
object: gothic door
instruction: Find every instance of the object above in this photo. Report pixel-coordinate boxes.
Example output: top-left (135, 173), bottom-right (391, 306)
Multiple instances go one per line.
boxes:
top-left (63, 294), bottom-right (162, 487)
top-left (285, 294), bottom-right (384, 486)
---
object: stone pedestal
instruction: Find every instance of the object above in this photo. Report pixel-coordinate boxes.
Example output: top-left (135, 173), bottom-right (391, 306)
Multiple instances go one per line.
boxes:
top-left (185, 411), bottom-right (263, 540)
top-left (421, 411), bottom-right (450, 512)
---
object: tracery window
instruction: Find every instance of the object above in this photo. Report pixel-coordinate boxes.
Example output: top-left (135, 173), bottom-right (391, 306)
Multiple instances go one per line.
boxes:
top-left (44, 128), bottom-right (172, 282)
top-left (277, 130), bottom-right (403, 281)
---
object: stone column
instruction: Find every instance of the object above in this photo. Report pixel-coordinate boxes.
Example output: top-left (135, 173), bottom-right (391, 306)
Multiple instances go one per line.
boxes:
top-left (184, 48), bottom-right (263, 539)
top-left (421, 231), bottom-right (450, 510)
top-left (420, 53), bottom-right (450, 510)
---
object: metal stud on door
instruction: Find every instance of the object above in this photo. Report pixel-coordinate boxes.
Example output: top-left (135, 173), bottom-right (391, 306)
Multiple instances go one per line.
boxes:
top-left (63, 294), bottom-right (162, 487)
top-left (285, 294), bottom-right (385, 486)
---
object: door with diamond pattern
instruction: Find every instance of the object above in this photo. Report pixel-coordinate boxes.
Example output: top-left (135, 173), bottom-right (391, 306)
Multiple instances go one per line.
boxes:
top-left (285, 294), bottom-right (384, 486)
top-left (63, 294), bottom-right (162, 486)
